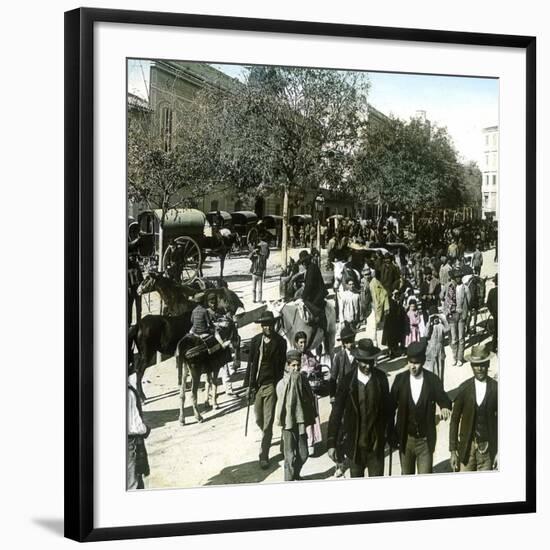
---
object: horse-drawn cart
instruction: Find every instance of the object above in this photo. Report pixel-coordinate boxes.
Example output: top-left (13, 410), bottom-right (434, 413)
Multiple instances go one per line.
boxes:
top-left (230, 211), bottom-right (259, 250)
top-left (257, 214), bottom-right (283, 247)
top-left (137, 208), bottom-right (232, 283)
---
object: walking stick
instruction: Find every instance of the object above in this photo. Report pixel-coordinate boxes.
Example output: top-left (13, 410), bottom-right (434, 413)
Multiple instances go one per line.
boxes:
top-left (388, 444), bottom-right (393, 476)
top-left (244, 391), bottom-right (251, 437)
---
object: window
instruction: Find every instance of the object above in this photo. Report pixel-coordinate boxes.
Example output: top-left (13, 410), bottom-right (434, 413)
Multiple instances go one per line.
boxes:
top-left (485, 135), bottom-right (489, 146)
top-left (492, 175), bottom-right (497, 186)
top-left (210, 199), bottom-right (219, 211)
top-left (234, 200), bottom-right (243, 211)
top-left (344, 207), bottom-right (348, 217)
top-left (275, 203), bottom-right (281, 216)
top-left (485, 154), bottom-right (489, 168)
top-left (484, 193), bottom-right (489, 206)
top-left (300, 206), bottom-right (305, 215)
top-left (160, 106), bottom-right (173, 151)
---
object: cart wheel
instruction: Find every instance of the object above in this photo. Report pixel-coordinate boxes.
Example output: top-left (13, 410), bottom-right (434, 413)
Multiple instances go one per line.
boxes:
top-left (174, 237), bottom-right (202, 284)
top-left (247, 227), bottom-right (259, 250)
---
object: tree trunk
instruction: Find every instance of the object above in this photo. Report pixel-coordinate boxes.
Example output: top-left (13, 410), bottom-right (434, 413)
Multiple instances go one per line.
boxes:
top-left (281, 184), bottom-right (289, 269)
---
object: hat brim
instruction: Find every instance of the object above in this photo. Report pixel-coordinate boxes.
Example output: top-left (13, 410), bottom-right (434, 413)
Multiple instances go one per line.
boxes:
top-left (255, 316), bottom-right (277, 325)
top-left (464, 352), bottom-right (494, 364)
top-left (352, 348), bottom-right (381, 361)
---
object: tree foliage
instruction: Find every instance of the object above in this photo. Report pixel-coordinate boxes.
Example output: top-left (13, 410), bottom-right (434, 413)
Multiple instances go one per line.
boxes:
top-left (198, 66), bottom-right (370, 196)
top-left (351, 115), bottom-right (473, 212)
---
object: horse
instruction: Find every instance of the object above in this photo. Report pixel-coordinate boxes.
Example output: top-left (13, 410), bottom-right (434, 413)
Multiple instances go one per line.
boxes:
top-left (175, 319), bottom-right (237, 424)
top-left (131, 312), bottom-right (193, 401)
top-left (271, 299), bottom-right (337, 365)
top-left (198, 228), bottom-right (238, 279)
top-left (138, 271), bottom-right (245, 317)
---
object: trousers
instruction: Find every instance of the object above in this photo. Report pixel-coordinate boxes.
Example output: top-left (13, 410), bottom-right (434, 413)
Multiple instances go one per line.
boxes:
top-left (449, 313), bottom-right (466, 362)
top-left (252, 273), bottom-right (264, 302)
top-left (254, 383), bottom-right (277, 460)
top-left (350, 448), bottom-right (385, 477)
top-left (460, 440), bottom-right (493, 471)
top-left (400, 435), bottom-right (433, 475)
top-left (282, 427), bottom-right (309, 481)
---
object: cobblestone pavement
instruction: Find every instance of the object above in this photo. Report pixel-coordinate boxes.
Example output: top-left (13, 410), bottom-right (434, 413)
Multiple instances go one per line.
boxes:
top-left (134, 249), bottom-right (498, 489)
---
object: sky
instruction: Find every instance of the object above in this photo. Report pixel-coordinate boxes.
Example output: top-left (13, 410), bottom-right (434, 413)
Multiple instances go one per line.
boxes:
top-left (128, 59), bottom-right (498, 165)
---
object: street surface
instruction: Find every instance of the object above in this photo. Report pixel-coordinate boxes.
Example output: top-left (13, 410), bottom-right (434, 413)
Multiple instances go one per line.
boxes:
top-left (134, 248), bottom-right (498, 489)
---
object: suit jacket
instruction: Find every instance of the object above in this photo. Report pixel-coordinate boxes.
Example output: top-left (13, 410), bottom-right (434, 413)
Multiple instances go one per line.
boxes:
top-left (327, 366), bottom-right (393, 461)
top-left (449, 377), bottom-right (498, 464)
top-left (391, 370), bottom-right (452, 453)
top-left (244, 332), bottom-right (287, 390)
top-left (329, 347), bottom-right (355, 398)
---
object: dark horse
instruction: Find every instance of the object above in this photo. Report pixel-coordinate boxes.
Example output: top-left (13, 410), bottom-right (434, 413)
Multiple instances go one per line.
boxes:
top-left (200, 227), bottom-right (239, 279)
top-left (132, 275), bottom-right (244, 401)
top-left (131, 312), bottom-right (193, 401)
top-left (175, 319), bottom-right (238, 424)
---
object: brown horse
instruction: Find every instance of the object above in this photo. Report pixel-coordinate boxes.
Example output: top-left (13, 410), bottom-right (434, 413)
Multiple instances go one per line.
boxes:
top-left (175, 319), bottom-right (238, 424)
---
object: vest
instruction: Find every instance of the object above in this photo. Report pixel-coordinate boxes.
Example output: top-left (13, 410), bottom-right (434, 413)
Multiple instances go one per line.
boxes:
top-left (407, 391), bottom-right (426, 438)
top-left (474, 396), bottom-right (490, 443)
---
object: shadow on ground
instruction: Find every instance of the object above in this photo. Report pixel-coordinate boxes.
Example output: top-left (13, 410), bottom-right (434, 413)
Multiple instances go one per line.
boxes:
top-left (205, 453), bottom-right (284, 485)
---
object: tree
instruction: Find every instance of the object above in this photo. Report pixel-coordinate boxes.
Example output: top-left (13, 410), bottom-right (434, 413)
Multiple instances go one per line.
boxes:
top-left (127, 88), bottom-right (228, 267)
top-left (351, 115), bottom-right (466, 216)
top-left (199, 66), bottom-right (370, 266)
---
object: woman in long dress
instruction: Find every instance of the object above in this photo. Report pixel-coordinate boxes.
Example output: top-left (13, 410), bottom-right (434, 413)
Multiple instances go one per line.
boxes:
top-left (405, 299), bottom-right (422, 347)
top-left (294, 331), bottom-right (323, 456)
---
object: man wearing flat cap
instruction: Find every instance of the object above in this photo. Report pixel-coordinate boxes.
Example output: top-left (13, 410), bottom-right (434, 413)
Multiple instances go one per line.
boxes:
top-left (275, 350), bottom-right (317, 481)
top-left (327, 339), bottom-right (392, 478)
top-left (390, 340), bottom-right (452, 475)
top-left (450, 345), bottom-right (498, 471)
top-left (244, 311), bottom-right (287, 469)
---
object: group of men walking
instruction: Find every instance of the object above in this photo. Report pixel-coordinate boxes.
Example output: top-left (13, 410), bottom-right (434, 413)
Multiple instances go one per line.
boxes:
top-left (244, 311), bottom-right (498, 480)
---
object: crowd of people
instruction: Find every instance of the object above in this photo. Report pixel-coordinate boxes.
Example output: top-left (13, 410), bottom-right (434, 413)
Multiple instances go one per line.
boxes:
top-left (241, 211), bottom-right (498, 481)
top-left (127, 209), bottom-right (499, 488)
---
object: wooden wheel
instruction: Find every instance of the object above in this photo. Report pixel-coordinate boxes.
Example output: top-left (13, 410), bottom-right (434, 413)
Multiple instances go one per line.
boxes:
top-left (174, 236), bottom-right (202, 284)
top-left (247, 227), bottom-right (259, 250)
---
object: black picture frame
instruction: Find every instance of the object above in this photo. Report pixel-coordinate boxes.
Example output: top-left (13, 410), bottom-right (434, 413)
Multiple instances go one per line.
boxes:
top-left (65, 7), bottom-right (536, 542)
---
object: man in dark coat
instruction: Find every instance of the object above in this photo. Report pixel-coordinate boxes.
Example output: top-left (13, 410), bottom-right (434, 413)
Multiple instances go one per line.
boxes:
top-left (379, 253), bottom-right (401, 294)
top-left (329, 324), bottom-right (357, 477)
top-left (327, 339), bottom-right (393, 477)
top-left (299, 249), bottom-right (328, 332)
top-left (450, 345), bottom-right (498, 471)
top-left (486, 274), bottom-right (498, 353)
top-left (390, 340), bottom-right (452, 475)
top-left (244, 311), bottom-right (288, 469)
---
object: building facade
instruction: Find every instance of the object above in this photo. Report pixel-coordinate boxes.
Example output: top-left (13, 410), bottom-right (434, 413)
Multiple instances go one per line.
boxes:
top-left (129, 61), bottom-right (387, 223)
top-left (481, 125), bottom-right (499, 220)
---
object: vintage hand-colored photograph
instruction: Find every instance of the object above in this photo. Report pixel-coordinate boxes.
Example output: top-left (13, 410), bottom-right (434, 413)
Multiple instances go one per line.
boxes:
top-left (126, 59), bottom-right (499, 490)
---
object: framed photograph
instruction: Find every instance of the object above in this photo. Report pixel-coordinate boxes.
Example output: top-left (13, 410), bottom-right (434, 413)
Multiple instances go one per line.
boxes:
top-left (65, 7), bottom-right (536, 542)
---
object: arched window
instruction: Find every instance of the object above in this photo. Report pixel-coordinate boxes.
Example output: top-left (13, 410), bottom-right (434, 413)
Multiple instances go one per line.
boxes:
top-left (210, 199), bottom-right (219, 211)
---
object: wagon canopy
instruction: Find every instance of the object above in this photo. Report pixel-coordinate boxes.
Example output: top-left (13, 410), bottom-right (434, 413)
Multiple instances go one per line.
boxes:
top-left (230, 211), bottom-right (258, 226)
top-left (327, 214), bottom-right (344, 220)
top-left (289, 214), bottom-right (313, 225)
top-left (151, 208), bottom-right (207, 232)
top-left (259, 215), bottom-right (283, 229)
top-left (206, 210), bottom-right (232, 227)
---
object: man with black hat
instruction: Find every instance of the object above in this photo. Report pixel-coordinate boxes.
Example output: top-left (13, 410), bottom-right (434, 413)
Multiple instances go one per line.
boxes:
top-left (450, 345), bottom-right (498, 471)
top-left (244, 311), bottom-right (287, 469)
top-left (329, 324), bottom-right (357, 477)
top-left (298, 249), bottom-right (328, 332)
top-left (327, 339), bottom-right (392, 478)
top-left (390, 340), bottom-right (452, 475)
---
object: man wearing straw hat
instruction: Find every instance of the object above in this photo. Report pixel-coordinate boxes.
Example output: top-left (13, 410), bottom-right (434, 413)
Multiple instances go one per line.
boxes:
top-left (327, 339), bottom-right (392, 478)
top-left (450, 345), bottom-right (498, 472)
top-left (244, 311), bottom-right (287, 469)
